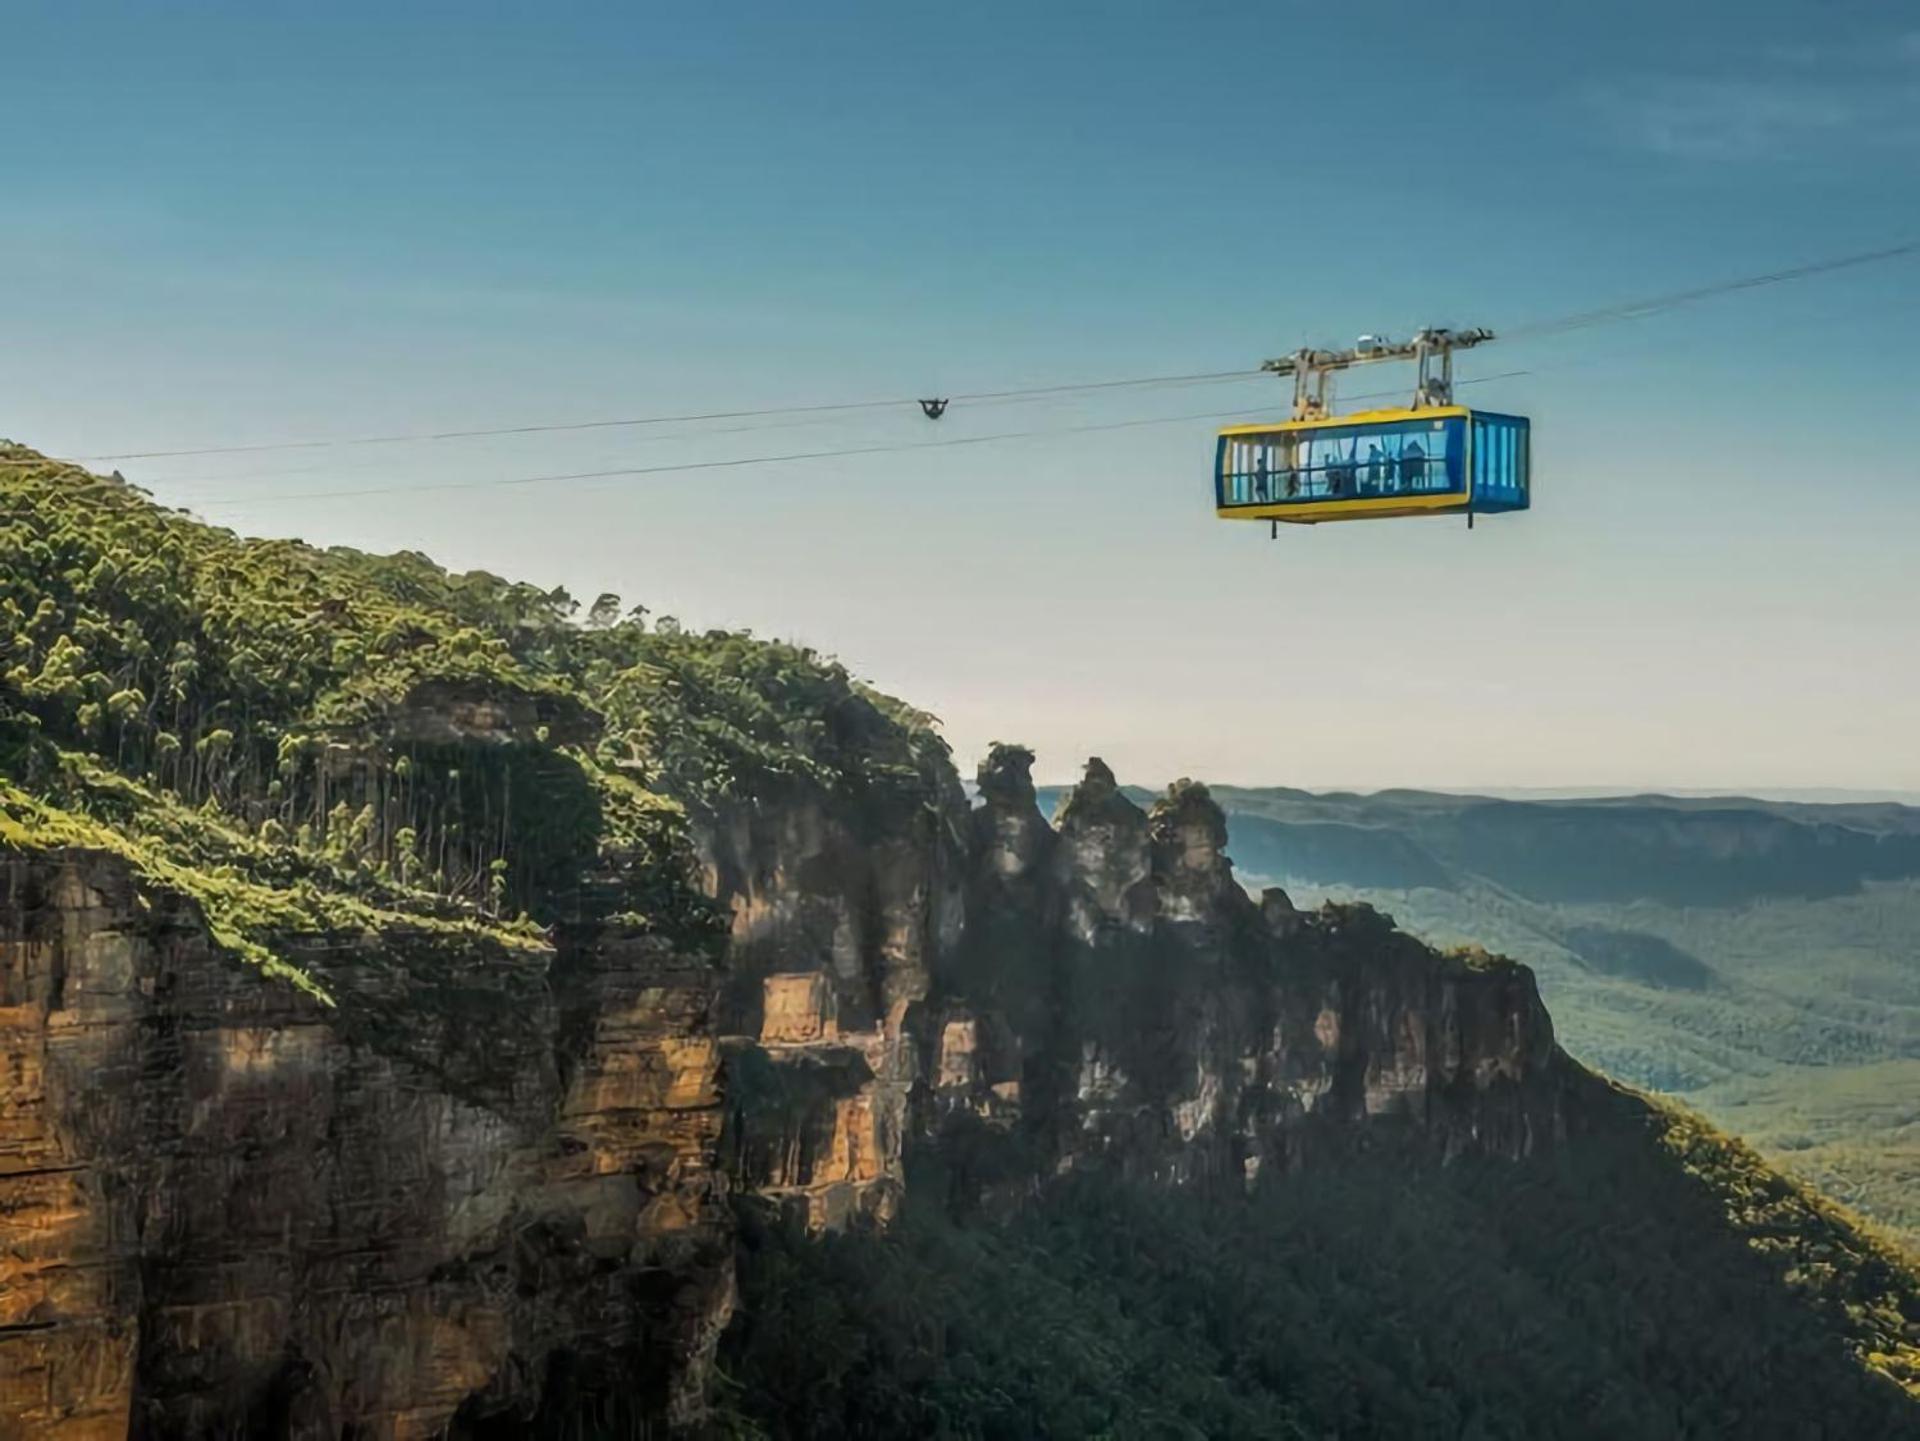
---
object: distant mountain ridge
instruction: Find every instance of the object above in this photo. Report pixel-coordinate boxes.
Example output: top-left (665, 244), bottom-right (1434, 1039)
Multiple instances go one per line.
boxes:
top-left (1036, 784), bottom-right (1920, 903)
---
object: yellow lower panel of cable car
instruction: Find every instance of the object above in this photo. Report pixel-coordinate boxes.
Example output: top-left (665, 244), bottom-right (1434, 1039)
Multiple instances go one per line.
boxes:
top-left (1216, 491), bottom-right (1469, 525)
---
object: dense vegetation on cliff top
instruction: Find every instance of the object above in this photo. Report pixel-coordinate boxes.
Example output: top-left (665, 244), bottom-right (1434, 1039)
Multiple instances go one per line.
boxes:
top-left (0, 443), bottom-right (949, 996)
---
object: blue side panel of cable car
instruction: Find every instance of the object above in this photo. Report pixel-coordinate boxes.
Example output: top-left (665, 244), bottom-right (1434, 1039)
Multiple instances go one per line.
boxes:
top-left (1468, 410), bottom-right (1530, 514)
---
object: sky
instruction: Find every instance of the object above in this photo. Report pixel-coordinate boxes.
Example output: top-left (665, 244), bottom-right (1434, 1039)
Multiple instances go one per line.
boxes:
top-left (5, 2), bottom-right (1920, 795)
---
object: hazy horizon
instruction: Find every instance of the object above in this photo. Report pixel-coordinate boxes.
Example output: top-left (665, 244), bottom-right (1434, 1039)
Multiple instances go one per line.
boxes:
top-left (1018, 772), bottom-right (1920, 807)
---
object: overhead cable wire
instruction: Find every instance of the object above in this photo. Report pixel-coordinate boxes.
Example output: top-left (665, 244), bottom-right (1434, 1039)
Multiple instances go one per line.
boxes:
top-left (181, 371), bottom-right (1536, 512)
top-left (124, 407), bottom-right (881, 489)
top-left (69, 367), bottom-right (1267, 463)
top-left (1503, 237), bottom-right (1920, 340)
top-left (190, 405), bottom-right (1291, 508)
top-left (137, 376), bottom-right (1278, 490)
top-left (25, 232), bottom-right (1920, 470)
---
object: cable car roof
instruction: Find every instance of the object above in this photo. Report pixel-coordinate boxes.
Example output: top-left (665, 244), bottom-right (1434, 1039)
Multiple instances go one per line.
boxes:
top-left (1216, 404), bottom-right (1470, 437)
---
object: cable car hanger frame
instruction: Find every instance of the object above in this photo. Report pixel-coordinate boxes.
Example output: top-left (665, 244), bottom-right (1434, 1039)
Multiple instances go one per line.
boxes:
top-left (1259, 326), bottom-right (1494, 421)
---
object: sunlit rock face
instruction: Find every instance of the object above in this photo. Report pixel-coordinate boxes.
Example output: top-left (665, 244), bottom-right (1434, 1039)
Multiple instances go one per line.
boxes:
top-left (0, 743), bottom-right (1566, 1438)
top-left (0, 854), bottom-right (730, 1440)
top-left (697, 777), bottom-right (967, 1230)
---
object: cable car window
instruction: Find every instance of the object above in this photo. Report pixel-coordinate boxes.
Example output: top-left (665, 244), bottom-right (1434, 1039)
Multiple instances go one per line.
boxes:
top-left (1217, 416), bottom-right (1465, 506)
top-left (1465, 412), bottom-right (1529, 508)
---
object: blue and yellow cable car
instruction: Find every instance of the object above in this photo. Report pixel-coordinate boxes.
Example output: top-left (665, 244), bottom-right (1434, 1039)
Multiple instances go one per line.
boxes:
top-left (1214, 328), bottom-right (1530, 528)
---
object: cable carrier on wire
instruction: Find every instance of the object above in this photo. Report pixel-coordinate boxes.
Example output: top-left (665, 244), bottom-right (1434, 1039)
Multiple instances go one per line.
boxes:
top-left (1215, 327), bottom-right (1530, 531)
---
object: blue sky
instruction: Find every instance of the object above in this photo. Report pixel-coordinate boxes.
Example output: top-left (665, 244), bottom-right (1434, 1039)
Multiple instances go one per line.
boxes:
top-left (6, 2), bottom-right (1920, 793)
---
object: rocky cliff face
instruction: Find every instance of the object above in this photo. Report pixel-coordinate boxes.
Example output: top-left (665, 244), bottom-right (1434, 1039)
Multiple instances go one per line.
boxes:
top-left (716, 747), bottom-right (1564, 1227)
top-left (2, 747), bottom-right (1565, 1437)
top-left (696, 764), bottom-right (965, 1231)
top-left (0, 854), bottom-right (731, 1439)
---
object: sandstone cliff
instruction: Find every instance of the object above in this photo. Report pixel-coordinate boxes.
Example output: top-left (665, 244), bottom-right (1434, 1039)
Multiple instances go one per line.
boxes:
top-left (717, 746), bottom-right (1565, 1230)
top-left (2, 744), bottom-right (1565, 1437)
top-left (0, 853), bottom-right (732, 1439)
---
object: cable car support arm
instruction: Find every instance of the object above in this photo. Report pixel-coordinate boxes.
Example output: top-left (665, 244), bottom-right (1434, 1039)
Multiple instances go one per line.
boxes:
top-left (1258, 327), bottom-right (1493, 420)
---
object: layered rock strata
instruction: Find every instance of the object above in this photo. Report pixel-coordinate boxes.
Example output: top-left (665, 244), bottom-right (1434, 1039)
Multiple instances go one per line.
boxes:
top-left (2, 747), bottom-right (1565, 1436)
top-left (716, 746), bottom-right (1564, 1221)
top-left (0, 855), bottom-right (730, 1439)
